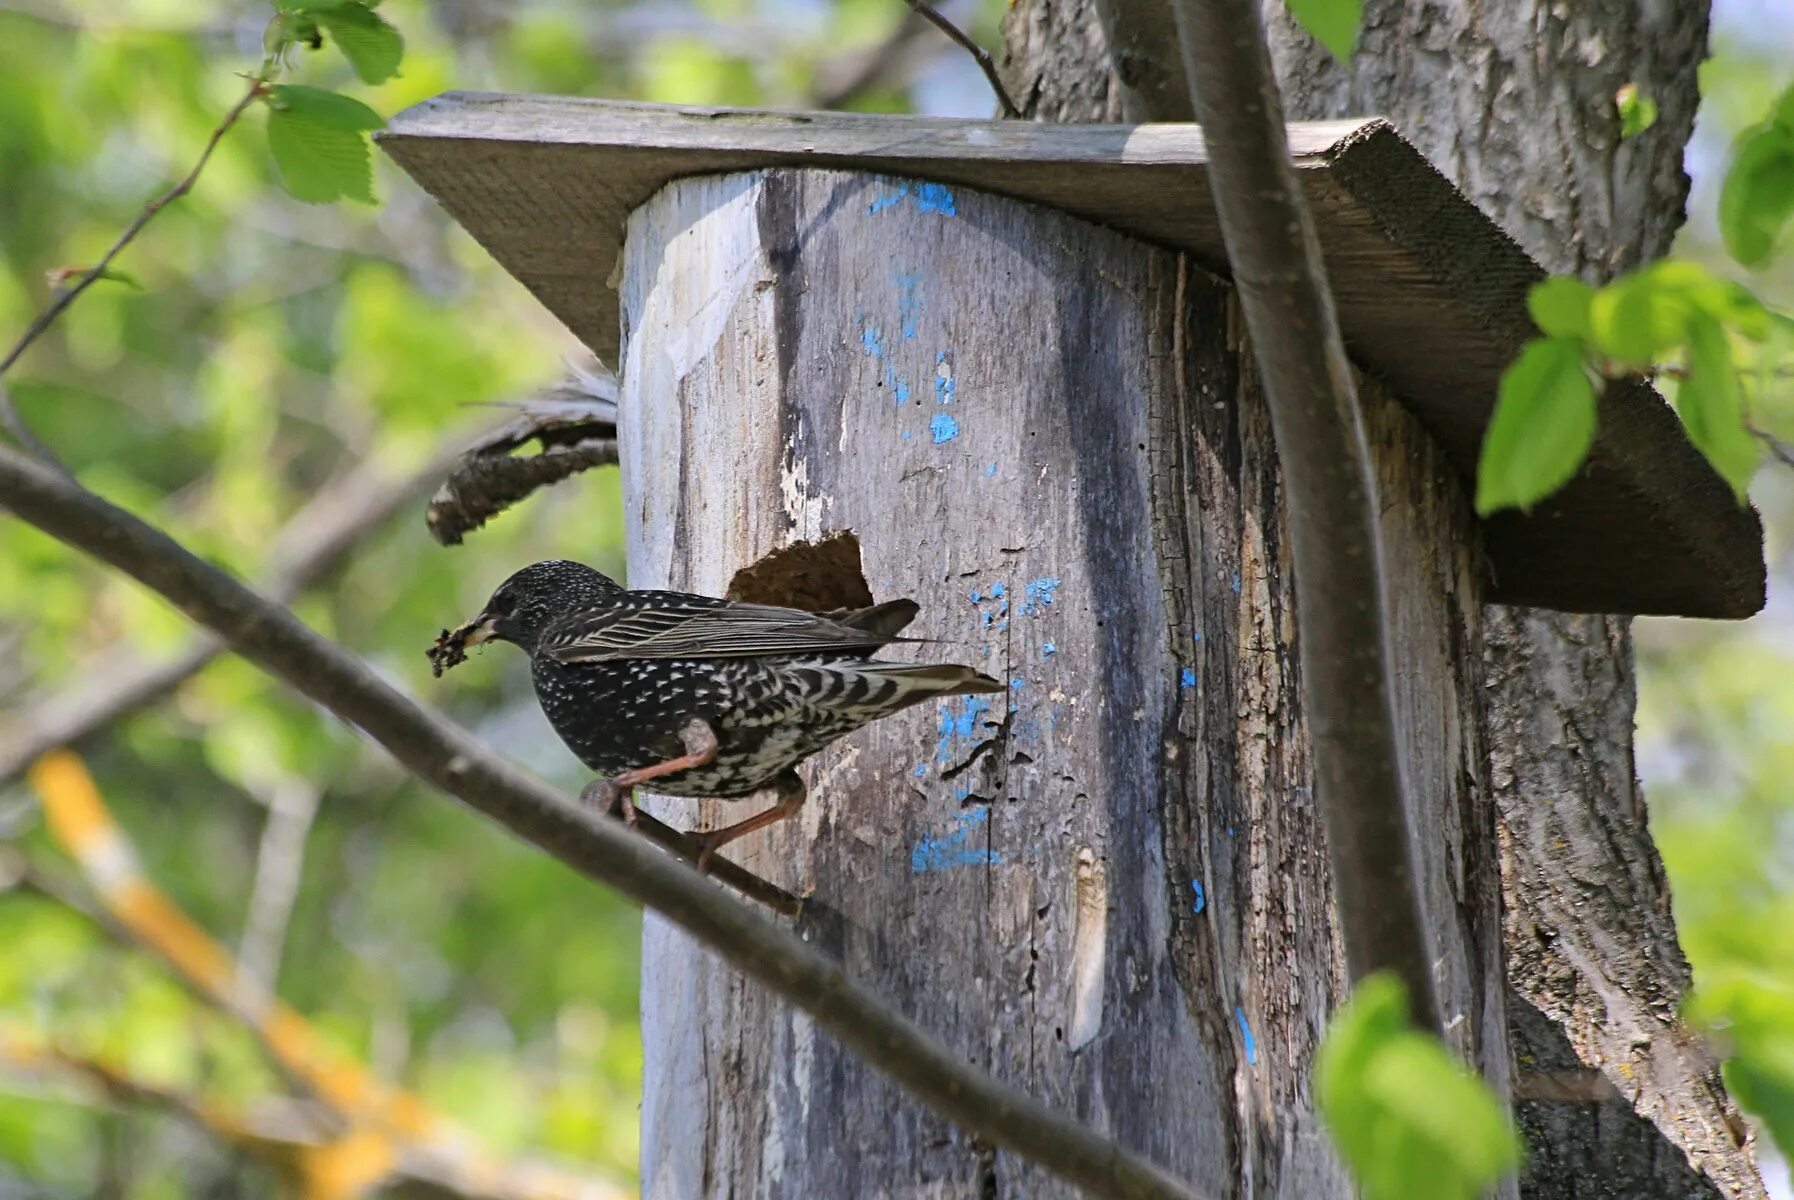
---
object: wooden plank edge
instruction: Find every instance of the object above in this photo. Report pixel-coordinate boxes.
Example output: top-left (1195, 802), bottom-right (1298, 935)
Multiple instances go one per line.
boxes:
top-left (1323, 120), bottom-right (1765, 619)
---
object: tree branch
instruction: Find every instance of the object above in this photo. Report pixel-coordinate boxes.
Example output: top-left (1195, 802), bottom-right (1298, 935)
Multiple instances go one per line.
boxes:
top-left (901, 0), bottom-right (1020, 118)
top-left (1167, 1), bottom-right (1440, 1029)
top-left (0, 442), bottom-right (1204, 1200)
top-left (0, 438), bottom-right (460, 783)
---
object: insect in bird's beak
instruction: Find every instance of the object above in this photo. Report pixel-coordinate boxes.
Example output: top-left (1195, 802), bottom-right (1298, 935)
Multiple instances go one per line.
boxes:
top-left (426, 614), bottom-right (499, 677)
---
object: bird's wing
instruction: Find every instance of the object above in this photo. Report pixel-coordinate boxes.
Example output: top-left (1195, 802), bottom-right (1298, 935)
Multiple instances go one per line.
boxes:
top-left (540, 594), bottom-right (903, 663)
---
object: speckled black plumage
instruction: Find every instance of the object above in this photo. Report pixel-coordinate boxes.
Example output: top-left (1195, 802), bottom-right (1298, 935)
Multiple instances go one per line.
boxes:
top-left (447, 560), bottom-right (1002, 801)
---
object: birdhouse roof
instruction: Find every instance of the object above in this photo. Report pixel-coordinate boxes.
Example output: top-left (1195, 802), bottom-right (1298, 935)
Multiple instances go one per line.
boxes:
top-left (378, 94), bottom-right (1764, 619)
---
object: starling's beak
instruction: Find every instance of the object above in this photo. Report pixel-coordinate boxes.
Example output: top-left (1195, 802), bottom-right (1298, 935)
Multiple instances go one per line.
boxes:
top-left (459, 614), bottom-right (499, 646)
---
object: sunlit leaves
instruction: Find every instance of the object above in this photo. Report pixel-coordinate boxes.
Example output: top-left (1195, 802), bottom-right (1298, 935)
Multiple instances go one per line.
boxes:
top-left (1682, 311), bottom-right (1760, 497)
top-left (1317, 974), bottom-right (1522, 1200)
top-left (313, 3), bottom-right (405, 85)
top-left (264, 83), bottom-right (383, 204)
top-left (1478, 258), bottom-right (1784, 513)
top-left (1616, 84), bottom-right (1659, 139)
top-left (1479, 82), bottom-right (1794, 514)
top-left (1475, 337), bottom-right (1597, 514)
top-left (1284, 0), bottom-right (1362, 63)
top-left (1526, 275), bottom-right (1595, 341)
top-left (1718, 82), bottom-right (1794, 269)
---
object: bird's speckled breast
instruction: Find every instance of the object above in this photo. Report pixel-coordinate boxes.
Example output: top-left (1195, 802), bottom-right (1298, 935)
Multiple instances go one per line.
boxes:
top-left (530, 655), bottom-right (870, 798)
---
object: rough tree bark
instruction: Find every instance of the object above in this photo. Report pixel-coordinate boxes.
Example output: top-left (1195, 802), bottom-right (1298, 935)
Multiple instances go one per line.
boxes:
top-left (623, 169), bottom-right (1505, 1196)
top-left (1000, 1), bottom-right (1760, 1195)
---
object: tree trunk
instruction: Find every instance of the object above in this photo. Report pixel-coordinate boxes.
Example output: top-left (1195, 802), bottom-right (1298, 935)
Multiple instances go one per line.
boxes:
top-left (1000, 1), bottom-right (1761, 1195)
top-left (1262, 6), bottom-right (1762, 1197)
top-left (623, 168), bottom-right (1505, 1197)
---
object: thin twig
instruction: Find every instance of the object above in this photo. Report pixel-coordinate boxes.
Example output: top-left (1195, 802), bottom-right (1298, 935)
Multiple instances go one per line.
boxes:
top-left (0, 440), bottom-right (1205, 1200)
top-left (901, 0), bottom-right (1020, 118)
top-left (0, 74), bottom-right (266, 383)
top-left (1167, 0), bottom-right (1441, 1030)
top-left (1747, 420), bottom-right (1794, 469)
top-left (237, 777), bottom-right (322, 991)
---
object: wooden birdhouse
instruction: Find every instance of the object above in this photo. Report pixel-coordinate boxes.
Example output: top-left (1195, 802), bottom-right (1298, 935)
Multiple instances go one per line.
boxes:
top-left (379, 96), bottom-right (1764, 1199)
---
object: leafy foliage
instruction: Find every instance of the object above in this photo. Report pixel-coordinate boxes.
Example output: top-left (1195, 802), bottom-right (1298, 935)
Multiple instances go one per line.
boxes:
top-left (1317, 974), bottom-right (1523, 1200)
top-left (1719, 81), bottom-right (1794, 268)
top-left (1284, 0), bottom-right (1362, 63)
top-left (1478, 252), bottom-right (1791, 512)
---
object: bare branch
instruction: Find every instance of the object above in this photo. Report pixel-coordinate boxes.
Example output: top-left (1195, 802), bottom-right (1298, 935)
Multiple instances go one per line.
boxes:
top-left (901, 0), bottom-right (1020, 118)
top-left (1167, 1), bottom-right (1440, 1028)
top-left (237, 777), bottom-right (322, 991)
top-left (0, 441), bottom-right (1205, 1200)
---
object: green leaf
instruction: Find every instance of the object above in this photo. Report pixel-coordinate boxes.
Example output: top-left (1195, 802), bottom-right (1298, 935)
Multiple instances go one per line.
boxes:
top-left (1527, 276), bottom-right (1595, 340)
top-left (1774, 82), bottom-right (1794, 133)
top-left (1284, 0), bottom-right (1362, 63)
top-left (315, 2), bottom-right (404, 85)
top-left (1588, 268), bottom-right (1693, 365)
top-left (1476, 336), bottom-right (1598, 515)
top-left (1616, 84), bottom-right (1658, 139)
top-left (1318, 974), bottom-right (1523, 1200)
top-left (267, 108), bottom-right (375, 204)
top-left (1680, 311), bottom-right (1759, 499)
top-left (267, 83), bottom-right (384, 131)
top-left (1718, 124), bottom-right (1794, 269)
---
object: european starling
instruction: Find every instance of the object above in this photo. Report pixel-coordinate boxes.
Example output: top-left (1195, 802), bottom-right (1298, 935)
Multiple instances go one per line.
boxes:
top-left (431, 559), bottom-right (1002, 865)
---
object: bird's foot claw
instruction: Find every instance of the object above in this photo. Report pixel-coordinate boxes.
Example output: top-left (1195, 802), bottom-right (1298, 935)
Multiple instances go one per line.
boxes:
top-left (579, 779), bottom-right (637, 825)
top-left (690, 834), bottom-right (720, 875)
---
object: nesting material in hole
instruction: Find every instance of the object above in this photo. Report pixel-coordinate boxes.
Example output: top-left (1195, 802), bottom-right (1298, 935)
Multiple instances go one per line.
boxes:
top-left (727, 531), bottom-right (876, 611)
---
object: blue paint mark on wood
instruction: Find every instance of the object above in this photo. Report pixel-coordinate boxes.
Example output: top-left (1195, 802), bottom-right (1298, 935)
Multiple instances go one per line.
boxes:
top-left (893, 375), bottom-right (911, 404)
top-left (936, 693), bottom-right (993, 761)
top-left (913, 763), bottom-right (927, 778)
top-left (1235, 1008), bottom-right (1258, 1064)
top-left (990, 581), bottom-right (1005, 598)
top-left (1041, 641), bottom-right (1057, 659)
top-left (901, 430), bottom-right (912, 440)
top-left (1020, 576), bottom-right (1062, 616)
top-left (1009, 677), bottom-right (1025, 690)
top-left (1230, 571), bottom-right (1242, 594)
top-left (860, 322), bottom-right (885, 359)
top-left (911, 806), bottom-right (998, 872)
top-left (1191, 879), bottom-right (1206, 914)
top-left (1193, 629), bottom-right (1203, 642)
top-left (896, 273), bottom-right (922, 338)
top-left (867, 180), bottom-right (958, 217)
top-left (930, 412), bottom-right (959, 443)
top-left (916, 182), bottom-right (956, 215)
top-left (1180, 667), bottom-right (1198, 689)
top-left (986, 463), bottom-right (998, 477)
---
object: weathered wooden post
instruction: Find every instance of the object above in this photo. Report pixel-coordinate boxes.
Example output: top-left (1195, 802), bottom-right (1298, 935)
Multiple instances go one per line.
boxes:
top-left (381, 99), bottom-right (1763, 1198)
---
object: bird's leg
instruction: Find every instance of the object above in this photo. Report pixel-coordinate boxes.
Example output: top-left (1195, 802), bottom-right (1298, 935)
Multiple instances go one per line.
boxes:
top-left (691, 770), bottom-right (806, 873)
top-left (579, 719), bottom-right (719, 828)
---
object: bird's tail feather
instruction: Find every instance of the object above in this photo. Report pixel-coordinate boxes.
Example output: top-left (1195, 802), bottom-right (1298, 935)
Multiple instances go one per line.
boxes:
top-left (860, 662), bottom-right (1005, 696)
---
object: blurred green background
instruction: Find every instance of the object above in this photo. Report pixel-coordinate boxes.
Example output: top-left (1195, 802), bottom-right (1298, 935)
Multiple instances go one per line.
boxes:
top-left (0, 0), bottom-right (1788, 1195)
